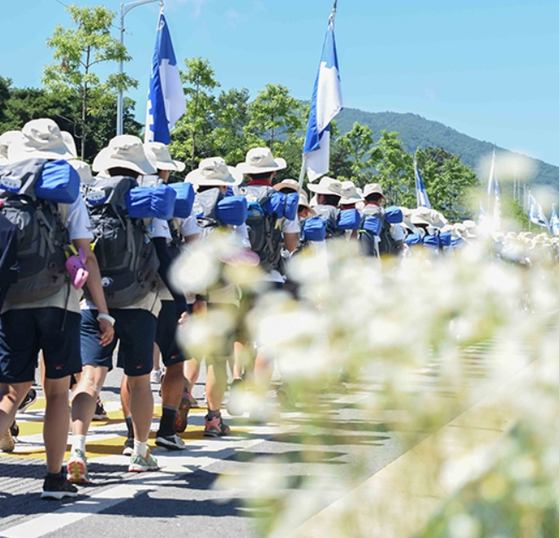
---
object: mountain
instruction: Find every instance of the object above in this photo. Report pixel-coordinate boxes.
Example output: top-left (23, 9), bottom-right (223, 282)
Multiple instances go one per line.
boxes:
top-left (336, 108), bottom-right (559, 190)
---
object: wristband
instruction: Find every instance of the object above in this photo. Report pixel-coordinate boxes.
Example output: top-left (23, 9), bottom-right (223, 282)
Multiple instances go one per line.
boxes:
top-left (97, 313), bottom-right (116, 326)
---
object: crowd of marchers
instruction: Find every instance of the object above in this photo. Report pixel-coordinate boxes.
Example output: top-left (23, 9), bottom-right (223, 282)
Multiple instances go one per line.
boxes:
top-left (0, 119), bottom-right (547, 500)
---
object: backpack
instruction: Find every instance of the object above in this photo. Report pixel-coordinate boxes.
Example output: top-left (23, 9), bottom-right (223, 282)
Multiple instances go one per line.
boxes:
top-left (313, 206), bottom-right (345, 240)
top-left (0, 159), bottom-right (75, 303)
top-left (241, 185), bottom-right (284, 273)
top-left (82, 175), bottom-right (159, 308)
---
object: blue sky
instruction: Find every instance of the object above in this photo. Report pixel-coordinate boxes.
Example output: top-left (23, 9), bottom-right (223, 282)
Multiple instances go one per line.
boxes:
top-left (1, 0), bottom-right (558, 166)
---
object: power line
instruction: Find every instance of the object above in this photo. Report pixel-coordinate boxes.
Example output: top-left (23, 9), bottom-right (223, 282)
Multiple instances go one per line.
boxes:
top-left (53, 0), bottom-right (69, 7)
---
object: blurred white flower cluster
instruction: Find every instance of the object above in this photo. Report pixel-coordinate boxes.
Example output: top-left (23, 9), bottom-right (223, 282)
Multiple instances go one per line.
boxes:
top-left (171, 231), bottom-right (559, 537)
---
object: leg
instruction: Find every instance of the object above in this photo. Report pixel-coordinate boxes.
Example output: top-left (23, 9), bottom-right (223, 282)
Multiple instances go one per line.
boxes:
top-left (184, 357), bottom-right (201, 393)
top-left (71, 365), bottom-right (108, 436)
top-left (0, 382), bottom-right (31, 451)
top-left (43, 376), bottom-right (72, 474)
top-left (127, 374), bottom-right (154, 443)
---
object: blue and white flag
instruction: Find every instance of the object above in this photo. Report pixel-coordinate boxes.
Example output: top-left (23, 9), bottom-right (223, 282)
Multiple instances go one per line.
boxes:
top-left (550, 204), bottom-right (559, 236)
top-left (414, 156), bottom-right (431, 209)
top-left (145, 10), bottom-right (186, 144)
top-left (528, 193), bottom-right (549, 229)
top-left (303, 10), bottom-right (342, 181)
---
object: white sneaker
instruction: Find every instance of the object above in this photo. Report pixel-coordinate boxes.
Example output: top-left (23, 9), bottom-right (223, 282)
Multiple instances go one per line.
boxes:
top-left (150, 369), bottom-right (162, 384)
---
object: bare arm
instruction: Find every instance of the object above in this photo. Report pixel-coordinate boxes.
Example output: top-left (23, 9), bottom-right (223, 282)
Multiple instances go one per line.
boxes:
top-left (73, 238), bottom-right (114, 346)
top-left (284, 232), bottom-right (299, 253)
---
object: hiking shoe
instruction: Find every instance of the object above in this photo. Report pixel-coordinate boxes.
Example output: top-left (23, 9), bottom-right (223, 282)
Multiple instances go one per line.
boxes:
top-left (184, 391), bottom-right (199, 408)
top-left (0, 429), bottom-right (14, 453)
top-left (10, 421), bottom-right (19, 439)
top-left (174, 392), bottom-right (191, 433)
top-left (122, 437), bottom-right (134, 456)
top-left (92, 399), bottom-right (108, 421)
top-left (150, 369), bottom-right (163, 384)
top-left (67, 448), bottom-right (91, 484)
top-left (128, 449), bottom-right (159, 472)
top-left (204, 413), bottom-right (231, 437)
top-left (227, 378), bottom-right (246, 416)
top-left (155, 433), bottom-right (186, 451)
top-left (41, 472), bottom-right (78, 500)
top-left (18, 388), bottom-right (37, 413)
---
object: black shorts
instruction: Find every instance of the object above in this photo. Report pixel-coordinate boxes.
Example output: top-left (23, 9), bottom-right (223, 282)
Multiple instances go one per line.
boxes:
top-left (156, 300), bottom-right (187, 367)
top-left (0, 307), bottom-right (82, 383)
top-left (81, 308), bottom-right (156, 377)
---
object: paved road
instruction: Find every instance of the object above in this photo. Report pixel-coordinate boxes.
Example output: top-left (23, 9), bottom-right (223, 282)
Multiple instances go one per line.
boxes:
top-left (0, 338), bottom-right (531, 538)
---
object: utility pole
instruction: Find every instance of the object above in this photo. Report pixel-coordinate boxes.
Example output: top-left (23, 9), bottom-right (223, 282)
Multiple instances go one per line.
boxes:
top-left (116, 0), bottom-right (162, 136)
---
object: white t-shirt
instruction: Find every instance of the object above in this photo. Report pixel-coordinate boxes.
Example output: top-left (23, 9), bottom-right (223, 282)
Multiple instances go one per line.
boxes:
top-left (3, 194), bottom-right (94, 314)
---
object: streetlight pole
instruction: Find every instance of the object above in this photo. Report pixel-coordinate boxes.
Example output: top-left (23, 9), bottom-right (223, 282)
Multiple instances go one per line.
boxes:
top-left (116, 0), bottom-right (162, 136)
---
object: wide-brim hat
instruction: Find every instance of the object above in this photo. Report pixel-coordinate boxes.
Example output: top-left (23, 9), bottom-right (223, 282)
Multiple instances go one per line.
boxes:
top-left (410, 207), bottom-right (432, 226)
top-left (236, 147), bottom-right (286, 175)
top-left (186, 157), bottom-right (242, 187)
top-left (0, 131), bottom-right (23, 164)
top-left (274, 178), bottom-right (298, 192)
top-left (307, 176), bottom-right (342, 197)
top-left (144, 142), bottom-right (185, 172)
top-left (69, 160), bottom-right (94, 184)
top-left (339, 181), bottom-right (364, 205)
top-left (62, 131), bottom-right (78, 159)
top-left (92, 135), bottom-right (156, 175)
top-left (298, 192), bottom-right (316, 216)
top-left (8, 119), bottom-right (75, 162)
top-left (363, 183), bottom-right (384, 199)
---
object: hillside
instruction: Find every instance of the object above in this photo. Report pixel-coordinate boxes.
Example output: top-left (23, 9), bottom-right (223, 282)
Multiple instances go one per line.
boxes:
top-left (336, 108), bottom-right (559, 189)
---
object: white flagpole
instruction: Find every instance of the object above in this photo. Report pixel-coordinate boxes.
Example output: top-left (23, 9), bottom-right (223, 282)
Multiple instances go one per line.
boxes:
top-left (298, 0), bottom-right (338, 194)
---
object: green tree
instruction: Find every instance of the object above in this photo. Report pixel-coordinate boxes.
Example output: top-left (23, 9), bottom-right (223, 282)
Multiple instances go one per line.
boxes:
top-left (0, 78), bottom-right (140, 162)
top-left (171, 57), bottom-right (219, 170)
top-left (43, 5), bottom-right (136, 159)
top-left (335, 122), bottom-right (380, 186)
top-left (415, 147), bottom-right (478, 221)
top-left (503, 198), bottom-right (530, 231)
top-left (210, 87), bottom-right (251, 165)
top-left (373, 131), bottom-right (414, 206)
top-left (247, 84), bottom-right (303, 152)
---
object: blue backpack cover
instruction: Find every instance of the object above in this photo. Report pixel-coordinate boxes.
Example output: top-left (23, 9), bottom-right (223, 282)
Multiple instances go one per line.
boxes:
top-left (265, 191), bottom-right (286, 219)
top-left (337, 208), bottom-right (361, 230)
top-left (284, 193), bottom-right (299, 221)
top-left (303, 216), bottom-right (326, 242)
top-left (451, 237), bottom-right (465, 249)
top-left (126, 184), bottom-right (176, 220)
top-left (385, 206), bottom-right (403, 224)
top-left (216, 196), bottom-right (248, 226)
top-left (34, 160), bottom-right (80, 204)
top-left (170, 182), bottom-right (195, 218)
top-left (405, 233), bottom-right (423, 247)
top-left (423, 234), bottom-right (440, 249)
top-left (362, 215), bottom-right (382, 235)
top-left (439, 232), bottom-right (452, 247)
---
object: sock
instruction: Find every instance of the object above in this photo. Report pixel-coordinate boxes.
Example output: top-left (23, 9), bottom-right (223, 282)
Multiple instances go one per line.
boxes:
top-left (133, 440), bottom-right (148, 458)
top-left (47, 471), bottom-right (64, 479)
top-left (207, 409), bottom-right (220, 419)
top-left (159, 405), bottom-right (177, 435)
top-left (124, 415), bottom-right (133, 439)
top-left (71, 434), bottom-right (86, 454)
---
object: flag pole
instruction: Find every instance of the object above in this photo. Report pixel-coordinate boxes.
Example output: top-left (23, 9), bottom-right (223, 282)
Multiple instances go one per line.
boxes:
top-left (299, 0), bottom-right (338, 194)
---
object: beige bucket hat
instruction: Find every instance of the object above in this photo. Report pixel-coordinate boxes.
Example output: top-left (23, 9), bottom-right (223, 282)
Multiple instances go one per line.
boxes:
top-left (273, 178), bottom-right (298, 192)
top-left (298, 191), bottom-right (317, 216)
top-left (186, 157), bottom-right (242, 187)
top-left (363, 183), bottom-right (384, 199)
top-left (339, 181), bottom-right (364, 205)
top-left (236, 147), bottom-right (286, 175)
top-left (8, 119), bottom-right (76, 162)
top-left (0, 131), bottom-right (22, 164)
top-left (92, 135), bottom-right (156, 175)
top-left (144, 142), bottom-right (185, 172)
top-left (69, 160), bottom-right (94, 184)
top-left (307, 176), bottom-right (342, 197)
top-left (62, 132), bottom-right (78, 159)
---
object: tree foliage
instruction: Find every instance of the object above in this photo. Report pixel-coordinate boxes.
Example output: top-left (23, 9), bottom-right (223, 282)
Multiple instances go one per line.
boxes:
top-left (43, 5), bottom-right (137, 158)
